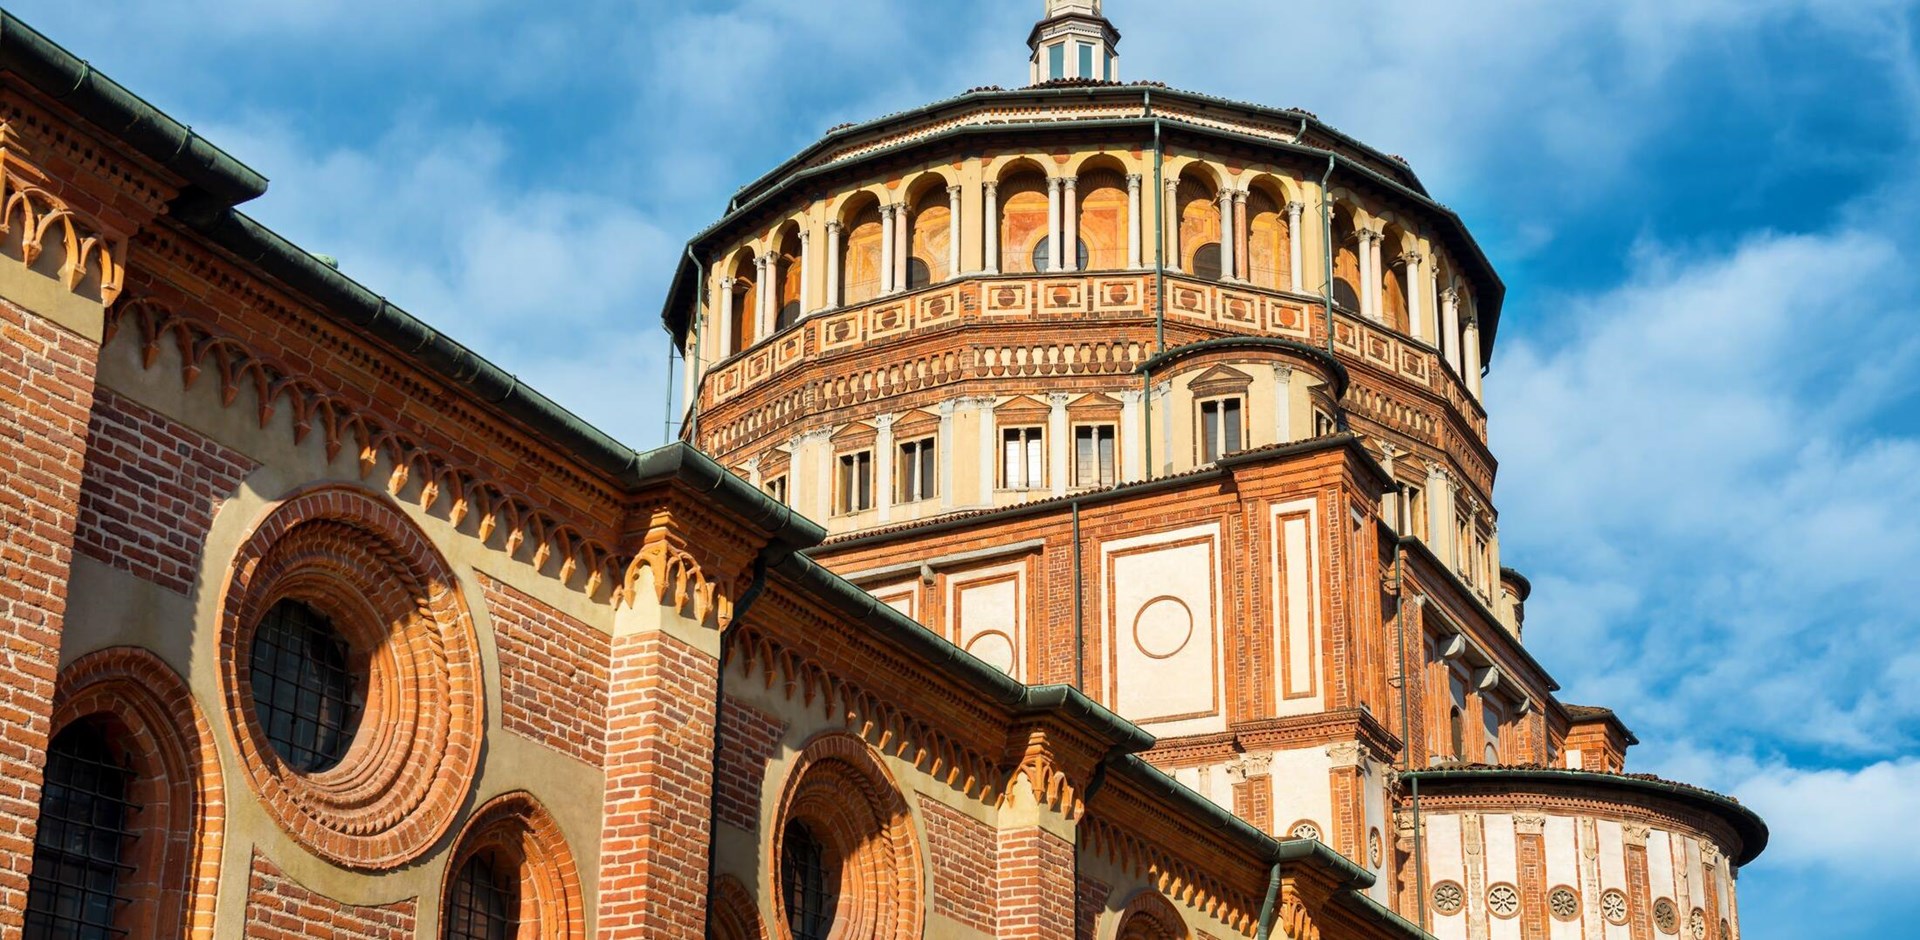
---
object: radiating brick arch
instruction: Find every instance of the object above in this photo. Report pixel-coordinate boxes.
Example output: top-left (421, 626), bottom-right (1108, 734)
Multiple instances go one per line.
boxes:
top-left (46, 647), bottom-right (224, 939)
top-left (710, 874), bottom-right (769, 940)
top-left (771, 733), bottom-right (923, 940)
top-left (1114, 889), bottom-right (1189, 940)
top-left (440, 791), bottom-right (585, 939)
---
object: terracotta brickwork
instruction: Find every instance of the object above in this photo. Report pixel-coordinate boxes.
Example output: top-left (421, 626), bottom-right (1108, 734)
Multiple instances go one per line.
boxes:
top-left (481, 573), bottom-right (611, 765)
top-left (1076, 875), bottom-right (1112, 940)
top-left (243, 853), bottom-right (416, 939)
top-left (920, 796), bottom-right (996, 930)
top-left (994, 825), bottom-right (1076, 939)
top-left (1516, 828), bottom-right (1547, 940)
top-left (1233, 773), bottom-right (1273, 833)
top-left (714, 697), bottom-right (786, 833)
top-left (0, 299), bottom-right (97, 940)
top-left (75, 387), bottom-right (256, 594)
top-left (597, 627), bottom-right (719, 937)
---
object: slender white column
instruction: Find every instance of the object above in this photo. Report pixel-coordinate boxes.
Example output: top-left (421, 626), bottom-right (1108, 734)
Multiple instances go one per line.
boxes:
top-left (1463, 316), bottom-right (1484, 399)
top-left (1405, 252), bottom-right (1424, 340)
top-left (825, 221), bottom-right (843, 309)
top-left (1272, 364), bottom-right (1294, 444)
top-left (937, 399), bottom-right (957, 511)
top-left (714, 272), bottom-right (735, 357)
top-left (798, 229), bottom-right (812, 318)
top-left (1048, 392), bottom-right (1071, 496)
top-left (1427, 463), bottom-right (1455, 566)
top-left (1218, 189), bottom-right (1236, 281)
top-left (681, 335), bottom-right (698, 411)
top-left (879, 205), bottom-right (895, 294)
top-left (947, 185), bottom-right (963, 278)
top-left (1286, 200), bottom-right (1304, 291)
top-left (1231, 188), bottom-right (1249, 281)
top-left (976, 397), bottom-right (997, 506)
top-left (983, 180), bottom-right (1001, 274)
top-left (1126, 174), bottom-right (1143, 269)
top-left (1363, 231), bottom-right (1382, 320)
top-left (1370, 232), bottom-right (1387, 322)
top-left (1164, 178), bottom-right (1182, 273)
top-left (1047, 176), bottom-right (1064, 272)
top-left (1062, 177), bottom-right (1079, 272)
top-left (1441, 288), bottom-right (1462, 375)
top-left (754, 255), bottom-right (772, 340)
top-left (875, 412), bottom-right (895, 523)
top-left (894, 202), bottom-right (910, 291)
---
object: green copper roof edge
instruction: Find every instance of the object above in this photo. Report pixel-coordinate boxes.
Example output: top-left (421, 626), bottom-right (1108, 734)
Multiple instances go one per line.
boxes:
top-left (1137, 335), bottom-right (1351, 397)
top-left (0, 9), bottom-right (267, 206)
top-left (661, 113), bottom-right (1501, 354)
top-left (1401, 767), bottom-right (1769, 866)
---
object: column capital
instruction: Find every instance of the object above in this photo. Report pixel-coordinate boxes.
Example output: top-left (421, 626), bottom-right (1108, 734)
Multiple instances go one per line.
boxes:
top-left (1062, 175), bottom-right (1078, 190)
top-left (798, 228), bottom-right (811, 244)
top-left (1232, 188), bottom-right (1250, 204)
top-left (1048, 176), bottom-right (1065, 192)
top-left (825, 219), bottom-right (843, 234)
top-left (875, 412), bottom-right (897, 431)
top-left (1285, 200), bottom-right (1305, 215)
top-left (1126, 173), bottom-right (1143, 186)
top-left (1047, 391), bottom-right (1073, 407)
top-left (948, 183), bottom-right (963, 198)
top-left (983, 179), bottom-right (1000, 194)
top-left (1441, 287), bottom-right (1459, 304)
top-left (1399, 250), bottom-right (1425, 268)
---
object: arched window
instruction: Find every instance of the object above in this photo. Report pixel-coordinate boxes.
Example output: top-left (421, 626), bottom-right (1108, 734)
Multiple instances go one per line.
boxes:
top-left (1449, 706), bottom-right (1465, 760)
top-left (1381, 227), bottom-right (1410, 332)
top-left (841, 202), bottom-right (884, 305)
top-left (445, 851), bottom-right (517, 940)
top-left (1190, 243), bottom-right (1222, 282)
top-left (906, 258), bottom-right (932, 291)
top-left (997, 172), bottom-right (1050, 274)
top-left (24, 720), bottom-right (135, 939)
top-left (1247, 186), bottom-right (1289, 290)
top-left (781, 819), bottom-right (837, 940)
top-left (728, 253), bottom-right (757, 356)
top-left (909, 186), bottom-right (951, 285)
top-left (1332, 210), bottom-right (1362, 311)
top-left (775, 227), bottom-right (803, 331)
top-left (249, 598), bottom-right (362, 773)
top-left (1076, 168), bottom-right (1129, 271)
top-left (1030, 237), bottom-right (1089, 274)
top-left (1176, 175), bottom-right (1221, 280)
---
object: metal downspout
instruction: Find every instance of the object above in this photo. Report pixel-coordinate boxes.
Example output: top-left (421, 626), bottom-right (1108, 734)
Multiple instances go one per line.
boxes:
top-left (1412, 773), bottom-right (1427, 932)
top-left (701, 549), bottom-right (770, 929)
top-left (1253, 862), bottom-right (1283, 940)
top-left (685, 246), bottom-right (706, 444)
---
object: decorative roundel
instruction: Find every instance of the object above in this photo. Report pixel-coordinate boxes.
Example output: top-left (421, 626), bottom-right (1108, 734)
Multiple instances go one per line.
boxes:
top-left (1430, 881), bottom-right (1465, 916)
top-left (1653, 898), bottom-right (1680, 934)
top-left (1487, 883), bottom-right (1521, 919)
top-left (1601, 889), bottom-right (1630, 925)
top-left (1549, 886), bottom-right (1581, 921)
top-left (1368, 827), bottom-right (1384, 867)
top-left (1288, 820), bottom-right (1322, 842)
top-left (1132, 596), bottom-right (1195, 659)
top-left (1688, 908), bottom-right (1708, 940)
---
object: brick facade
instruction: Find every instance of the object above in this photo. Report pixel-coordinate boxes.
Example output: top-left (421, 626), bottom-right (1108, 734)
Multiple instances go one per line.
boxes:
top-left (0, 299), bottom-right (98, 940)
top-left (993, 826), bottom-right (1076, 939)
top-left (921, 796), bottom-right (997, 931)
top-left (481, 573), bottom-right (612, 766)
top-left (243, 853), bottom-right (416, 939)
top-left (715, 697), bottom-right (786, 834)
top-left (74, 387), bottom-right (256, 594)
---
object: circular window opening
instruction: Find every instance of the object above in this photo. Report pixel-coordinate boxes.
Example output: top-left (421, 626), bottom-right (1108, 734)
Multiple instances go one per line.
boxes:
top-left (248, 599), bottom-right (363, 773)
top-left (1191, 242), bottom-right (1223, 281)
top-left (446, 850), bottom-right (519, 940)
top-left (781, 819), bottom-right (838, 940)
top-left (1030, 237), bottom-right (1090, 273)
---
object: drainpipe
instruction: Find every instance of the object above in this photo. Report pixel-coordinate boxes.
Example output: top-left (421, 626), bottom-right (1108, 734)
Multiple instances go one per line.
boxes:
top-left (663, 346), bottom-right (678, 444)
top-left (701, 548), bottom-right (772, 927)
top-left (1412, 772), bottom-right (1427, 932)
top-left (685, 246), bottom-right (706, 444)
top-left (1072, 499), bottom-right (1086, 689)
top-left (1253, 862), bottom-right (1283, 940)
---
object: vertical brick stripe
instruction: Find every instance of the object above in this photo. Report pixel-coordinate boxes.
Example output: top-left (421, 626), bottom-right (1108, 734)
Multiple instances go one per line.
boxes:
top-left (1625, 840), bottom-right (1654, 940)
top-left (242, 853), bottom-right (415, 939)
top-left (920, 796), bottom-right (996, 930)
top-left (0, 301), bottom-right (98, 940)
top-left (715, 698), bottom-right (785, 834)
top-left (480, 574), bottom-right (611, 765)
top-left (1518, 830), bottom-right (1547, 940)
top-left (994, 826), bottom-right (1075, 939)
top-left (74, 388), bottom-right (256, 594)
top-left (597, 627), bottom-right (719, 938)
top-left (1075, 875), bottom-right (1111, 940)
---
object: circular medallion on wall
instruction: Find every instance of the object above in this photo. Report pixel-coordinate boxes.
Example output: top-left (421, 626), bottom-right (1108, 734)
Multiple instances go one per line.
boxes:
top-left (1601, 889), bottom-right (1630, 925)
top-left (219, 486), bottom-right (483, 870)
top-left (1689, 908), bottom-right (1707, 940)
top-left (1487, 883), bottom-right (1521, 919)
top-left (1132, 596), bottom-right (1195, 660)
top-left (1653, 898), bottom-right (1680, 934)
top-left (1288, 820), bottom-right (1322, 842)
top-left (1431, 881), bottom-right (1465, 916)
top-left (964, 631), bottom-right (1017, 676)
top-left (1549, 886), bottom-right (1581, 921)
top-left (1368, 827), bottom-right (1384, 867)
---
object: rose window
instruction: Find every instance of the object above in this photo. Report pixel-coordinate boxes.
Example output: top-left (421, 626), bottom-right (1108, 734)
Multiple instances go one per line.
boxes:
top-left (1487, 883), bottom-right (1521, 919)
top-left (1431, 881), bottom-right (1464, 916)
top-left (1654, 898), bottom-right (1679, 934)
top-left (1549, 886), bottom-right (1580, 921)
top-left (1601, 890), bottom-right (1629, 925)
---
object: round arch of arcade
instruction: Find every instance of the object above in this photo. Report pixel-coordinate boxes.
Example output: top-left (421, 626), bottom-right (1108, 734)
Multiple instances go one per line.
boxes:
top-left (218, 484), bottom-right (484, 870)
top-left (769, 732), bottom-right (924, 940)
top-left (438, 791), bottom-right (586, 939)
top-left (38, 647), bottom-right (225, 939)
top-left (1115, 888), bottom-right (1191, 940)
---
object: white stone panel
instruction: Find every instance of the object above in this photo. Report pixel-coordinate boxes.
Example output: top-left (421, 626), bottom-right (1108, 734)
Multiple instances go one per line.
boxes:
top-left (1426, 813), bottom-right (1468, 940)
top-left (1647, 830), bottom-right (1676, 908)
top-left (1270, 499), bottom-right (1324, 715)
top-left (1546, 815), bottom-right (1581, 940)
top-left (1268, 746), bottom-right (1333, 841)
top-left (948, 562), bottom-right (1025, 680)
top-left (1485, 815), bottom-right (1521, 940)
top-left (1102, 523), bottom-right (1225, 734)
top-left (1599, 821), bottom-right (1630, 940)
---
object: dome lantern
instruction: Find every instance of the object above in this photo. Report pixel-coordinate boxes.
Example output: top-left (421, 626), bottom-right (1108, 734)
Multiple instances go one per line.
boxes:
top-left (1029, 0), bottom-right (1120, 84)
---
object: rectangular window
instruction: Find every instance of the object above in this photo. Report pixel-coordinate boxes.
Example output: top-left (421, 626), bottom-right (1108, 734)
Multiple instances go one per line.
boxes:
top-left (1049, 43), bottom-right (1065, 80)
top-left (836, 451), bottom-right (873, 514)
top-left (1104, 52), bottom-right (1114, 81)
top-left (1407, 484), bottom-right (1426, 539)
top-left (1482, 700), bottom-right (1504, 764)
top-left (1074, 425), bottom-right (1117, 488)
top-left (1199, 397), bottom-right (1244, 463)
top-left (1078, 43), bottom-right (1094, 79)
top-left (1001, 427), bottom-right (1045, 489)
top-left (896, 437), bottom-right (937, 503)
top-left (765, 475), bottom-right (789, 505)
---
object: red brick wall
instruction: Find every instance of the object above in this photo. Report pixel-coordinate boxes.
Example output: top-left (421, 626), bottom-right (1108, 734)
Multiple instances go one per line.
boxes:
top-left (1517, 830), bottom-right (1547, 940)
top-left (74, 388), bottom-right (256, 594)
top-left (479, 573), bottom-right (610, 765)
top-left (597, 627), bottom-right (719, 937)
top-left (715, 697), bottom-right (785, 834)
top-left (1233, 774), bottom-right (1273, 832)
top-left (995, 826), bottom-right (1075, 939)
top-left (0, 300), bottom-right (98, 939)
top-left (920, 796), bottom-right (995, 931)
top-left (1075, 874), bottom-right (1111, 940)
top-left (243, 852), bottom-right (415, 939)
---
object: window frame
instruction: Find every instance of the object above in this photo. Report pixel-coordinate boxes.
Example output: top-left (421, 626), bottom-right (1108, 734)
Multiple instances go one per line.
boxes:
top-left (895, 436), bottom-right (938, 504)
top-left (835, 450), bottom-right (875, 515)
top-left (1197, 395), bottom-right (1246, 464)
top-left (764, 474), bottom-right (789, 506)
top-left (999, 426), bottom-right (1047, 490)
top-left (1072, 423), bottom-right (1118, 489)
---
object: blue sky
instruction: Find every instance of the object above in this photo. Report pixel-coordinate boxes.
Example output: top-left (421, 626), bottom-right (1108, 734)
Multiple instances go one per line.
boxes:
top-left (12, 0), bottom-right (1918, 934)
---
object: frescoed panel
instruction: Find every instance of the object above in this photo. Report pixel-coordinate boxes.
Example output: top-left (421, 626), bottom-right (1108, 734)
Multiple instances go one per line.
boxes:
top-left (1103, 523), bottom-right (1223, 734)
top-left (948, 563), bottom-right (1025, 681)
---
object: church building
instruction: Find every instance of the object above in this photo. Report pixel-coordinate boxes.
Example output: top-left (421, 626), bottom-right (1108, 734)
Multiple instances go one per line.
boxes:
top-left (0, 2), bottom-right (1763, 938)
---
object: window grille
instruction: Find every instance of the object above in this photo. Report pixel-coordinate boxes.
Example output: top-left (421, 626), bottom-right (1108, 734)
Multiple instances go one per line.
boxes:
top-left (250, 599), bottom-right (361, 773)
top-left (23, 721), bottom-right (138, 940)
top-left (443, 853), bottom-right (516, 940)
top-left (782, 821), bottom-right (836, 940)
